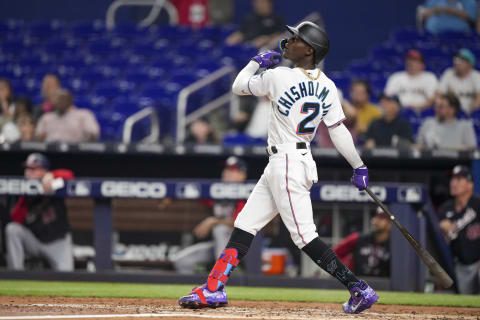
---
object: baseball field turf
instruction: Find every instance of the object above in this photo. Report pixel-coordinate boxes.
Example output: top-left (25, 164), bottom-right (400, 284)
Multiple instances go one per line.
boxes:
top-left (0, 280), bottom-right (479, 308)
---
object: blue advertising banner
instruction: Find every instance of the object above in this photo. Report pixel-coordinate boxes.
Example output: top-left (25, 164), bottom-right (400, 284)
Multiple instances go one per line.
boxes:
top-left (0, 177), bottom-right (425, 203)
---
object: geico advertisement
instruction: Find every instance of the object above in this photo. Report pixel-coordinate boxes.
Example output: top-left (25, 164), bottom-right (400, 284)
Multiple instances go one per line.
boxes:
top-left (100, 181), bottom-right (167, 198)
top-left (210, 183), bottom-right (256, 199)
top-left (319, 185), bottom-right (387, 202)
top-left (0, 179), bottom-right (43, 195)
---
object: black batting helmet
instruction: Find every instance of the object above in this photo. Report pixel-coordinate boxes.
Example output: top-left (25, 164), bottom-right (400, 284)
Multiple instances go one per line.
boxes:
top-left (279, 21), bottom-right (330, 64)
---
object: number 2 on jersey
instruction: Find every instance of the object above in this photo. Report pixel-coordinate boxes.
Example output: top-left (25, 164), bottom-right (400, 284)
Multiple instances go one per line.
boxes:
top-left (296, 102), bottom-right (320, 135)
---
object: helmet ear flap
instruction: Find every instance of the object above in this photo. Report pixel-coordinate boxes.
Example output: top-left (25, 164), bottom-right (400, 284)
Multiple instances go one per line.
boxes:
top-left (279, 38), bottom-right (288, 51)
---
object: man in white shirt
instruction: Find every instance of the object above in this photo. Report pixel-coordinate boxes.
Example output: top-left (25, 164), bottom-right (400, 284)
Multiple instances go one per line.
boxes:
top-left (384, 49), bottom-right (438, 112)
top-left (416, 92), bottom-right (477, 150)
top-left (438, 48), bottom-right (480, 114)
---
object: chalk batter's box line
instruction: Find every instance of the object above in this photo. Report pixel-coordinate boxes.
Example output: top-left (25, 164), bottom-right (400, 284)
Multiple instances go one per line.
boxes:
top-left (0, 313), bottom-right (358, 320)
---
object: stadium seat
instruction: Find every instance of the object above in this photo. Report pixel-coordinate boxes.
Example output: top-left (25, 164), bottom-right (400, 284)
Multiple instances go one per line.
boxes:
top-left (87, 42), bottom-right (116, 56)
top-left (93, 84), bottom-right (123, 101)
top-left (457, 110), bottom-right (468, 119)
top-left (111, 100), bottom-right (139, 114)
top-left (79, 69), bottom-right (109, 84)
top-left (223, 133), bottom-right (267, 146)
top-left (71, 20), bottom-right (105, 38)
top-left (169, 73), bottom-right (199, 87)
top-left (399, 108), bottom-right (421, 135)
top-left (328, 72), bottom-right (351, 95)
top-left (125, 69), bottom-right (151, 84)
top-left (391, 28), bottom-right (425, 43)
top-left (61, 56), bottom-right (88, 69)
top-left (420, 107), bottom-right (435, 119)
top-left (348, 61), bottom-right (375, 75)
top-left (27, 20), bottom-right (65, 38)
top-left (0, 20), bottom-right (23, 36)
top-left (370, 45), bottom-right (399, 60)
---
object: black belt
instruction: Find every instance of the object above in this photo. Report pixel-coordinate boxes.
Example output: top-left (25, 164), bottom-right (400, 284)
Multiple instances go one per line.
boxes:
top-left (267, 142), bottom-right (307, 155)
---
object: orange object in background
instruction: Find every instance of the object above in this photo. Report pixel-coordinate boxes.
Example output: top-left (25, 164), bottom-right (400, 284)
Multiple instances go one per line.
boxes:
top-left (262, 248), bottom-right (288, 275)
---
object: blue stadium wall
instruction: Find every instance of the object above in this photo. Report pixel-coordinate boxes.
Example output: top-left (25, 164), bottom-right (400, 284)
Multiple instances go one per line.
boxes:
top-left (1, 0), bottom-right (420, 71)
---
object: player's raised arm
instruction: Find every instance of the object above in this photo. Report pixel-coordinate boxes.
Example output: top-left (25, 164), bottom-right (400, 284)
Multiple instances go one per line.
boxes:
top-left (231, 50), bottom-right (281, 96)
top-left (328, 123), bottom-right (369, 190)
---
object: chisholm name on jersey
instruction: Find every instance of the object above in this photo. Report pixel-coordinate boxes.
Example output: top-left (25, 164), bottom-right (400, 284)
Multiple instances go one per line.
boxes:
top-left (277, 80), bottom-right (331, 116)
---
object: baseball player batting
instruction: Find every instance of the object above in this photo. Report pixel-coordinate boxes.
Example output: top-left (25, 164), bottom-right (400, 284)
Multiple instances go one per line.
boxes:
top-left (179, 21), bottom-right (378, 314)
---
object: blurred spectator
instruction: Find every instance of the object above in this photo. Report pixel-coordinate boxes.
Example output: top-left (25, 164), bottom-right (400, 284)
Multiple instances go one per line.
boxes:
top-left (170, 0), bottom-right (210, 28)
top-left (17, 114), bottom-right (35, 142)
top-left (384, 50), bottom-right (438, 112)
top-left (334, 207), bottom-right (391, 277)
top-left (0, 79), bottom-right (22, 143)
top-left (170, 156), bottom-right (247, 274)
top-left (0, 78), bottom-right (14, 119)
top-left (316, 88), bottom-right (357, 147)
top-left (33, 74), bottom-right (61, 122)
top-left (35, 89), bottom-right (100, 143)
top-left (13, 97), bottom-right (33, 119)
top-left (0, 78), bottom-right (15, 132)
top-left (5, 153), bottom-right (74, 271)
top-left (208, 0), bottom-right (234, 25)
top-left (244, 97), bottom-right (270, 139)
top-left (418, 0), bottom-right (477, 35)
top-left (347, 80), bottom-right (381, 137)
top-left (0, 97), bottom-right (35, 143)
top-left (438, 48), bottom-right (480, 114)
top-left (438, 165), bottom-right (480, 294)
top-left (416, 93), bottom-right (476, 150)
top-left (365, 95), bottom-right (413, 149)
top-left (225, 0), bottom-right (285, 48)
top-left (185, 118), bottom-right (217, 144)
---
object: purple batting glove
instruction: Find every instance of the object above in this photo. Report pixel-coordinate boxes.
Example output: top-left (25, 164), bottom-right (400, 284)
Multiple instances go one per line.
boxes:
top-left (351, 166), bottom-right (368, 190)
top-left (251, 50), bottom-right (281, 69)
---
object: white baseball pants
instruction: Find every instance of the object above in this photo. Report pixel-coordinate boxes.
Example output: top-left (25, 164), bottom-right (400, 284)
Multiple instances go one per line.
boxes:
top-left (235, 144), bottom-right (319, 249)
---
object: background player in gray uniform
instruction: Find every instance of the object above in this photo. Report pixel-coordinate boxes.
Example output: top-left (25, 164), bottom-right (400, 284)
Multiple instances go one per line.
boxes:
top-left (171, 157), bottom-right (247, 274)
top-left (5, 153), bottom-right (74, 271)
top-left (179, 21), bottom-right (378, 314)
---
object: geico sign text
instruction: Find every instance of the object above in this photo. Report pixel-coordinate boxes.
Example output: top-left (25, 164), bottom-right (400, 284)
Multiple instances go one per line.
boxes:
top-left (0, 179), bottom-right (43, 195)
top-left (210, 183), bottom-right (255, 199)
top-left (320, 185), bottom-right (387, 202)
top-left (101, 181), bottom-right (167, 198)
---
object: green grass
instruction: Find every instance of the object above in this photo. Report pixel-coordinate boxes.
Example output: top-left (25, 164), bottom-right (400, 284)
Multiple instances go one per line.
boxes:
top-left (0, 280), bottom-right (479, 308)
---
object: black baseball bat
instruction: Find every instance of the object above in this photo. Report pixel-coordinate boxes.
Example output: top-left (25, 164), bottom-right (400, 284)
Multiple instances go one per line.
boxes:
top-left (365, 187), bottom-right (453, 289)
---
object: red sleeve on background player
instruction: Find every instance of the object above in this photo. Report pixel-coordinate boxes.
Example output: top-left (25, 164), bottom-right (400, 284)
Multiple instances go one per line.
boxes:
top-left (169, 0), bottom-right (209, 28)
top-left (51, 169), bottom-right (75, 180)
top-left (334, 232), bottom-right (359, 258)
top-left (10, 197), bottom-right (28, 224)
top-left (232, 200), bottom-right (246, 221)
top-left (333, 232), bottom-right (359, 270)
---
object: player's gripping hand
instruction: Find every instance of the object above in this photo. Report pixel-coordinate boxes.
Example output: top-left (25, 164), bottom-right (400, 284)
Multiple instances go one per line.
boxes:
top-left (351, 165), bottom-right (368, 190)
top-left (251, 50), bottom-right (281, 69)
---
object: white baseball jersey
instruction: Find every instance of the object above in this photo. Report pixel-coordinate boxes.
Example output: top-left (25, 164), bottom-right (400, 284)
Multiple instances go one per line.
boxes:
top-left (438, 68), bottom-right (480, 113)
top-left (232, 64), bottom-right (351, 249)
top-left (384, 71), bottom-right (438, 109)
top-left (246, 67), bottom-right (346, 146)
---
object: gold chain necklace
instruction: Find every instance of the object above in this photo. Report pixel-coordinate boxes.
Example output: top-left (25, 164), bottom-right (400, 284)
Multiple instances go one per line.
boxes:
top-left (299, 68), bottom-right (321, 80)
